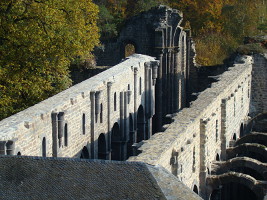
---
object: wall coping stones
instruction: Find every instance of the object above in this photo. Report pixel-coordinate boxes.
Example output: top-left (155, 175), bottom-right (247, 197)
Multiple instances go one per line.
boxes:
top-left (0, 54), bottom-right (156, 141)
top-left (129, 56), bottom-right (253, 165)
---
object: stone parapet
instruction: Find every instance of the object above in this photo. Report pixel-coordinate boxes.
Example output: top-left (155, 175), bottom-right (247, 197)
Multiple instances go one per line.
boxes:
top-left (129, 55), bottom-right (253, 189)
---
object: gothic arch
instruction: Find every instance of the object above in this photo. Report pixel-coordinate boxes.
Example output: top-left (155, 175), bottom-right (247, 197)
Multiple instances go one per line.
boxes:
top-left (227, 143), bottom-right (267, 162)
top-left (207, 172), bottom-right (264, 200)
top-left (233, 133), bottom-right (237, 141)
top-left (80, 146), bottom-right (90, 159)
top-left (193, 185), bottom-right (199, 194)
top-left (111, 122), bottom-right (121, 161)
top-left (137, 105), bottom-right (145, 143)
top-left (121, 39), bottom-right (138, 59)
top-left (42, 137), bottom-right (46, 157)
top-left (235, 132), bottom-right (267, 146)
top-left (246, 112), bottom-right (267, 132)
top-left (215, 157), bottom-right (267, 180)
top-left (98, 133), bottom-right (107, 160)
top-left (216, 153), bottom-right (220, 161)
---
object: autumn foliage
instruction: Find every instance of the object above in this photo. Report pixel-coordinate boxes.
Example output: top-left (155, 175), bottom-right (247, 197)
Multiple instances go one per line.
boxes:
top-left (0, 0), bottom-right (99, 119)
top-left (95, 0), bottom-right (266, 65)
top-left (0, 0), bottom-right (266, 119)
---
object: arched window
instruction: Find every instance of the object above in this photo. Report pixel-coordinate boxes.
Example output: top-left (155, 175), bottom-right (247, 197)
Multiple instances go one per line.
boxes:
top-left (111, 123), bottom-right (121, 161)
top-left (100, 103), bottom-right (103, 123)
top-left (82, 114), bottom-right (86, 135)
top-left (42, 137), bottom-right (46, 157)
top-left (193, 185), bottom-right (199, 194)
top-left (80, 146), bottom-right (90, 159)
top-left (98, 133), bottom-right (106, 160)
top-left (17, 152), bottom-right (21, 156)
top-left (216, 153), bottom-right (220, 161)
top-left (233, 133), bottom-right (237, 141)
top-left (137, 105), bottom-right (145, 142)
top-left (64, 123), bottom-right (68, 147)
top-left (125, 43), bottom-right (136, 58)
top-left (114, 92), bottom-right (117, 111)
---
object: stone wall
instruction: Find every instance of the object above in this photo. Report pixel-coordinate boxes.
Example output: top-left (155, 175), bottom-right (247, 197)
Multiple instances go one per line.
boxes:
top-left (250, 54), bottom-right (267, 116)
top-left (94, 6), bottom-right (196, 133)
top-left (129, 55), bottom-right (253, 196)
top-left (0, 54), bottom-right (159, 160)
top-left (95, 6), bottom-right (183, 66)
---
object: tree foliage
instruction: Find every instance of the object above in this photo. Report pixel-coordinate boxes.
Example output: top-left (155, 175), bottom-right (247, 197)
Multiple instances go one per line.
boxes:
top-left (96, 0), bottom-right (266, 65)
top-left (0, 0), bottom-right (99, 120)
top-left (168, 0), bottom-right (267, 65)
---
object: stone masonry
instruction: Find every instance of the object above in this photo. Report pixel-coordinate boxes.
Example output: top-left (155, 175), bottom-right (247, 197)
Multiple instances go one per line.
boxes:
top-left (0, 5), bottom-right (267, 200)
top-left (129, 55), bottom-right (253, 198)
top-left (0, 54), bottom-right (159, 161)
top-left (250, 54), bottom-right (267, 116)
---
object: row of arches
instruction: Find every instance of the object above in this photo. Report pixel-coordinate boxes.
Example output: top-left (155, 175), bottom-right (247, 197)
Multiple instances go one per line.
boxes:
top-left (208, 119), bottom-right (267, 200)
top-left (80, 105), bottom-right (146, 161)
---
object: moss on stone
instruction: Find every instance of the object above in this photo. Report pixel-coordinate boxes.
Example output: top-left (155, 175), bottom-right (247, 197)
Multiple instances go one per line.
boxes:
top-left (236, 43), bottom-right (266, 55)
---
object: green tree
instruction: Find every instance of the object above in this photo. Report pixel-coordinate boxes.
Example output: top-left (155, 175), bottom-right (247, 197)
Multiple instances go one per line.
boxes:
top-left (0, 0), bottom-right (99, 120)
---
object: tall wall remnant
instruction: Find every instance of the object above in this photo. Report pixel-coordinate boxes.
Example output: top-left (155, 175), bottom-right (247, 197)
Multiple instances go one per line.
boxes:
top-left (95, 5), bottom-right (197, 132)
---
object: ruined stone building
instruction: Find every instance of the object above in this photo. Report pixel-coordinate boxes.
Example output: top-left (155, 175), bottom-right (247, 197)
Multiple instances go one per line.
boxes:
top-left (0, 5), bottom-right (267, 200)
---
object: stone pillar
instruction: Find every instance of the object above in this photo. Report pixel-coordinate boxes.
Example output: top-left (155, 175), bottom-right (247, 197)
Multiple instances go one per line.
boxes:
top-left (221, 99), bottom-right (227, 160)
top-left (107, 82), bottom-right (112, 160)
top-left (57, 112), bottom-right (65, 149)
top-left (120, 92), bottom-right (125, 160)
top-left (6, 141), bottom-right (14, 155)
top-left (147, 66), bottom-right (153, 139)
top-left (134, 67), bottom-right (138, 141)
top-left (145, 62), bottom-right (150, 117)
top-left (179, 78), bottom-right (183, 110)
top-left (199, 118), bottom-right (208, 199)
top-left (123, 91), bottom-right (129, 160)
top-left (144, 62), bottom-right (152, 139)
top-left (0, 141), bottom-right (6, 155)
top-left (90, 91), bottom-right (96, 159)
top-left (155, 50), bottom-right (163, 132)
top-left (151, 61), bottom-right (158, 119)
top-left (167, 48), bottom-right (173, 113)
top-left (173, 47), bottom-right (179, 112)
top-left (51, 112), bottom-right (58, 157)
top-left (162, 48), bottom-right (168, 116)
top-left (185, 32), bottom-right (191, 107)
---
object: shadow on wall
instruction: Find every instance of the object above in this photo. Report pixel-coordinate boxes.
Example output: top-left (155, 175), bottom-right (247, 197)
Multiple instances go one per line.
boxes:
top-left (59, 89), bottom-right (154, 162)
top-left (189, 54), bottom-right (238, 102)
